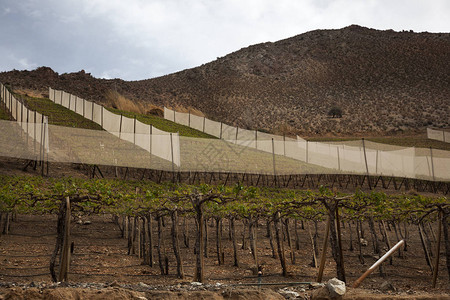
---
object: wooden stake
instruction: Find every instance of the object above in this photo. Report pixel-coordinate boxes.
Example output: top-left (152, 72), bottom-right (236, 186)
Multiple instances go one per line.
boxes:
top-left (317, 216), bottom-right (331, 282)
top-left (432, 213), bottom-right (442, 288)
top-left (353, 240), bottom-right (404, 288)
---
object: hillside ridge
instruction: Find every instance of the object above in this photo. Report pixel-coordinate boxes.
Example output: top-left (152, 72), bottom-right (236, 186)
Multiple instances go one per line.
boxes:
top-left (1, 25), bottom-right (449, 136)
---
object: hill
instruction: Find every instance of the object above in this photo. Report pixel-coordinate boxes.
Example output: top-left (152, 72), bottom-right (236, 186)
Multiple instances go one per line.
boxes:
top-left (1, 25), bottom-right (449, 136)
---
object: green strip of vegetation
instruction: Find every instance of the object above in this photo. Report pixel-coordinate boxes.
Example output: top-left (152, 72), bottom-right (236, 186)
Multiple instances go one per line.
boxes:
top-left (13, 93), bottom-right (215, 138)
top-left (19, 95), bottom-right (103, 130)
top-left (108, 108), bottom-right (216, 139)
top-left (0, 105), bottom-right (11, 120)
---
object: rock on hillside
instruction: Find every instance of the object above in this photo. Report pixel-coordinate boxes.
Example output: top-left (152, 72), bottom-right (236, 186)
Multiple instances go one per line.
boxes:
top-left (1, 25), bottom-right (449, 136)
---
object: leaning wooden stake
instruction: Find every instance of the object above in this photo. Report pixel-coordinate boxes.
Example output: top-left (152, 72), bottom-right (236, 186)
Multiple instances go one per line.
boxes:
top-left (432, 213), bottom-right (442, 288)
top-left (58, 197), bottom-right (71, 282)
top-left (353, 240), bottom-right (404, 288)
top-left (317, 216), bottom-right (331, 282)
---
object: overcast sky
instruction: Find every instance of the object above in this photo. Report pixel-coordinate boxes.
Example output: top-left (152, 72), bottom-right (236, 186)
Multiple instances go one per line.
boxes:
top-left (0, 0), bottom-right (449, 81)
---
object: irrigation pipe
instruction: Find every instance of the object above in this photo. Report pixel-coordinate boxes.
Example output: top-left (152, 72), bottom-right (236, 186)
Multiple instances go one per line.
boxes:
top-left (352, 239), bottom-right (404, 288)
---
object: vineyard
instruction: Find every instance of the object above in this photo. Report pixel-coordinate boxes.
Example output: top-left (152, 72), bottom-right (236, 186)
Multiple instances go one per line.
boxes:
top-left (0, 175), bottom-right (449, 298)
top-left (0, 88), bottom-right (450, 299)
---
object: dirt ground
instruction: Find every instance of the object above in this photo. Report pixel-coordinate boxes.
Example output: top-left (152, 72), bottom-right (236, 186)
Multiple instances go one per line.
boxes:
top-left (0, 213), bottom-right (449, 299)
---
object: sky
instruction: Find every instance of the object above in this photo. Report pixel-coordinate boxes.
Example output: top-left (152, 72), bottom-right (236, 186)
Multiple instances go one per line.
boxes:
top-left (0, 0), bottom-right (449, 81)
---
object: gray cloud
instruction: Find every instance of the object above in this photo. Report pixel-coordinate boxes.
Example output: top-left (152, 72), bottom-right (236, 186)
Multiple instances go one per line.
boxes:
top-left (0, 0), bottom-right (449, 80)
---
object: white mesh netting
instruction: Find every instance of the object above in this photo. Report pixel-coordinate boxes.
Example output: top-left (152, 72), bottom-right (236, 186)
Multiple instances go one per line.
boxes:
top-left (49, 88), bottom-right (180, 166)
top-left (427, 127), bottom-right (450, 143)
top-left (162, 107), bottom-right (450, 181)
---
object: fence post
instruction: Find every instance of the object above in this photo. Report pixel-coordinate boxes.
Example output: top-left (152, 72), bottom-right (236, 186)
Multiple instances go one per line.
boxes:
top-left (255, 130), bottom-right (258, 149)
top-left (170, 133), bottom-right (175, 182)
top-left (235, 127), bottom-right (239, 145)
top-left (134, 115), bottom-right (137, 145)
top-left (220, 122), bottom-right (223, 139)
top-left (149, 125), bottom-right (153, 154)
top-left (91, 101), bottom-right (94, 121)
top-left (101, 107), bottom-right (104, 128)
top-left (306, 141), bottom-right (309, 163)
top-left (362, 138), bottom-right (372, 189)
top-left (188, 111), bottom-right (191, 127)
top-left (272, 138), bottom-right (277, 181)
top-left (337, 146), bottom-right (341, 171)
top-left (119, 114), bottom-right (123, 139)
top-left (429, 147), bottom-right (435, 181)
top-left (202, 117), bottom-right (206, 132)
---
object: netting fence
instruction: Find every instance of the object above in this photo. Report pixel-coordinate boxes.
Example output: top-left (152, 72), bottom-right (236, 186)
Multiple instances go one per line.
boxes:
top-left (427, 127), bottom-right (450, 143)
top-left (164, 107), bottom-right (450, 181)
top-left (0, 83), bottom-right (49, 163)
top-left (49, 88), bottom-right (180, 166)
top-left (0, 85), bottom-right (449, 182)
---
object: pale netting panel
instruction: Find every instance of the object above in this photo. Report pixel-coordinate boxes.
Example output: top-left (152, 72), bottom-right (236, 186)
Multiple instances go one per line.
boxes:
top-left (307, 142), bottom-right (339, 171)
top-left (11, 96), bottom-right (17, 120)
top-left (84, 100), bottom-right (94, 121)
top-left (432, 149), bottom-right (450, 180)
top-left (62, 91), bottom-right (70, 109)
top-left (22, 104), bottom-right (28, 124)
top-left (47, 124), bottom-right (174, 170)
top-left (54, 90), bottom-right (61, 105)
top-left (92, 104), bottom-right (103, 125)
top-left (427, 128), bottom-right (444, 142)
top-left (255, 132), bottom-right (276, 153)
top-left (0, 121), bottom-right (41, 160)
top-left (177, 136), bottom-right (333, 175)
top-left (16, 102), bottom-right (22, 123)
top-left (102, 109), bottom-right (121, 136)
top-left (285, 139), bottom-right (306, 161)
top-left (48, 88), bottom-right (54, 102)
top-left (190, 114), bottom-right (204, 132)
top-left (236, 129), bottom-right (256, 148)
top-left (135, 120), bottom-right (151, 152)
top-left (445, 132), bottom-right (450, 143)
top-left (338, 145), bottom-right (366, 173)
top-left (174, 111), bottom-right (189, 126)
top-left (204, 118), bottom-right (221, 138)
top-left (164, 107), bottom-right (175, 122)
top-left (75, 97), bottom-right (84, 115)
top-left (120, 116), bottom-right (135, 144)
top-left (151, 127), bottom-right (180, 166)
top-left (69, 95), bottom-right (76, 111)
top-left (221, 124), bottom-right (237, 140)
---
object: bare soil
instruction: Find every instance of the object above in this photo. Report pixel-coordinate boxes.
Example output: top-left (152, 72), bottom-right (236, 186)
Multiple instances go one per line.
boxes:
top-left (0, 212), bottom-right (449, 299)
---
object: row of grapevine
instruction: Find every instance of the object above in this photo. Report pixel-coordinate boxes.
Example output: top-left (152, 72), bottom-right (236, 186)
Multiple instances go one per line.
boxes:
top-left (0, 175), bottom-right (448, 287)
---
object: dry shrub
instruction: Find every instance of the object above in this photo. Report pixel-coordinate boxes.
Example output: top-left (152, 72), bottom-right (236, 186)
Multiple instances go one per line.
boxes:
top-left (171, 104), bottom-right (205, 117)
top-left (105, 90), bottom-right (144, 114)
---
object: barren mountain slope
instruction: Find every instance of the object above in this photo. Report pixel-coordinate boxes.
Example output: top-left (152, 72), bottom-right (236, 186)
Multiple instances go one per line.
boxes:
top-left (1, 25), bottom-right (449, 136)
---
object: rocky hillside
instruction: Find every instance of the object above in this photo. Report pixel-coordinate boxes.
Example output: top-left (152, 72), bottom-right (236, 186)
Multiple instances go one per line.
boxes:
top-left (1, 25), bottom-right (449, 136)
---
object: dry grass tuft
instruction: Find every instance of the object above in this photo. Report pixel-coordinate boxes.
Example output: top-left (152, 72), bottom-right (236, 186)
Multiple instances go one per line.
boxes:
top-left (171, 104), bottom-right (205, 117)
top-left (105, 90), bottom-right (144, 115)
